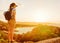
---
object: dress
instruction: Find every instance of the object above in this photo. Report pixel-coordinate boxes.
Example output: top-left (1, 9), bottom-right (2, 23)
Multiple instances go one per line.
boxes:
top-left (8, 9), bottom-right (16, 41)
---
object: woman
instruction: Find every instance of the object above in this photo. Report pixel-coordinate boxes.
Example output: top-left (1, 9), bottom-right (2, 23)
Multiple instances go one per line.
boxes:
top-left (7, 3), bottom-right (17, 43)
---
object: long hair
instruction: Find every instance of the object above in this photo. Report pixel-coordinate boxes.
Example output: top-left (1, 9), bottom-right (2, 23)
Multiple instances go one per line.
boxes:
top-left (9, 3), bottom-right (17, 12)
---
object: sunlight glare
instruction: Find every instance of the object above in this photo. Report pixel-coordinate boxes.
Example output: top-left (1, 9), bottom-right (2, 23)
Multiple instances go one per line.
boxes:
top-left (33, 10), bottom-right (49, 22)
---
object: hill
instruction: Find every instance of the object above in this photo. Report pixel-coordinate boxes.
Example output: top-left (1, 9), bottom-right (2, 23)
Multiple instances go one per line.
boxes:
top-left (16, 24), bottom-right (60, 42)
top-left (0, 20), bottom-right (60, 43)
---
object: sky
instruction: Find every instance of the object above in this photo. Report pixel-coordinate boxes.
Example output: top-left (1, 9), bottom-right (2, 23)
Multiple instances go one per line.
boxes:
top-left (0, 0), bottom-right (60, 23)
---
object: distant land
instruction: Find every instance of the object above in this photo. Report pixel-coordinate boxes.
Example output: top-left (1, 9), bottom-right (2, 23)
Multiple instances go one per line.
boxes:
top-left (16, 22), bottom-right (60, 27)
top-left (0, 20), bottom-right (60, 27)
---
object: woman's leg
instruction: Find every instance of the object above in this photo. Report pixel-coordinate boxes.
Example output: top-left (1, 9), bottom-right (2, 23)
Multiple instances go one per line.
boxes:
top-left (8, 21), bottom-right (15, 43)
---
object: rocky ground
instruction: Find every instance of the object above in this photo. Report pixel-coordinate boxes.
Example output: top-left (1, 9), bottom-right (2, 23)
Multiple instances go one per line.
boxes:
top-left (16, 37), bottom-right (60, 43)
top-left (36, 37), bottom-right (60, 43)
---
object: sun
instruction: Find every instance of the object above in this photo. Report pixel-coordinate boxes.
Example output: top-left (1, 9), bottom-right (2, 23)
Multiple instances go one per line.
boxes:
top-left (33, 14), bottom-right (48, 22)
top-left (32, 10), bottom-right (49, 22)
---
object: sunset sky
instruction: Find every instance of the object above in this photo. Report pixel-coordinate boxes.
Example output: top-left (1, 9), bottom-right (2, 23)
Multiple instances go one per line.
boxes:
top-left (0, 0), bottom-right (60, 23)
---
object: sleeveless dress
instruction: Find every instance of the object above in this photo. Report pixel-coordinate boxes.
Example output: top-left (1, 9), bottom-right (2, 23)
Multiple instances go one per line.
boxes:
top-left (8, 9), bottom-right (16, 41)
